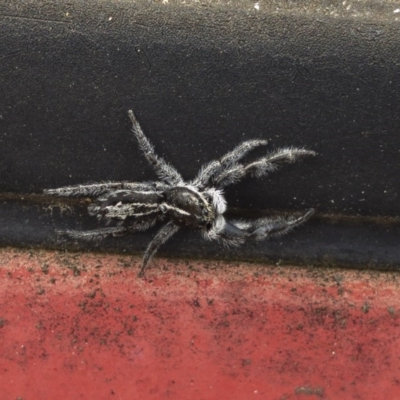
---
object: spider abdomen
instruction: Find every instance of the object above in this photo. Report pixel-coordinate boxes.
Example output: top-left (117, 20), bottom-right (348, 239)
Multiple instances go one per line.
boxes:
top-left (102, 190), bottom-right (164, 207)
top-left (89, 189), bottom-right (165, 219)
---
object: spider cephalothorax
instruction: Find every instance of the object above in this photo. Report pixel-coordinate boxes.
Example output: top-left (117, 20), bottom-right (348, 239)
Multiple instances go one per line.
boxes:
top-left (45, 110), bottom-right (315, 276)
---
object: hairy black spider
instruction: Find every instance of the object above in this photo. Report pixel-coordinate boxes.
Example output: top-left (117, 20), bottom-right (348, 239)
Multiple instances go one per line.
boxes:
top-left (45, 110), bottom-right (316, 277)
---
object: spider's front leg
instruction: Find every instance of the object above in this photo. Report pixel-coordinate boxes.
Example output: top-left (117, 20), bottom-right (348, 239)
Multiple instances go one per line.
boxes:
top-left (232, 208), bottom-right (314, 240)
top-left (215, 147), bottom-right (316, 188)
top-left (191, 139), bottom-right (268, 188)
top-left (206, 209), bottom-right (314, 245)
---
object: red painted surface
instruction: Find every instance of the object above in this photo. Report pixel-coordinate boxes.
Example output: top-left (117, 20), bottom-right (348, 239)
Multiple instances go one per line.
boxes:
top-left (0, 248), bottom-right (400, 399)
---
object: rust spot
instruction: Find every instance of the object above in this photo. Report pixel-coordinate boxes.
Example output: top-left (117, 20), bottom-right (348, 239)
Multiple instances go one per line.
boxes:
top-left (361, 302), bottom-right (371, 313)
top-left (295, 386), bottom-right (324, 397)
top-left (241, 359), bottom-right (252, 367)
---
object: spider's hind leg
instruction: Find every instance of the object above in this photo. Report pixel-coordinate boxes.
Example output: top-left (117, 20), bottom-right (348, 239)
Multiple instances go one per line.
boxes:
top-left (44, 182), bottom-right (163, 198)
top-left (56, 226), bottom-right (128, 242)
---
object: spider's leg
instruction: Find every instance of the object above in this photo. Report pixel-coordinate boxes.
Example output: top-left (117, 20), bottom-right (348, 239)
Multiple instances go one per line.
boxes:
top-left (191, 139), bottom-right (268, 188)
top-left (44, 182), bottom-right (165, 198)
top-left (128, 110), bottom-right (183, 185)
top-left (124, 215), bottom-right (162, 232)
top-left (56, 226), bottom-right (128, 242)
top-left (231, 208), bottom-right (314, 240)
top-left (204, 209), bottom-right (314, 245)
top-left (139, 221), bottom-right (179, 277)
top-left (57, 212), bottom-right (162, 242)
top-left (244, 148), bottom-right (316, 179)
top-left (215, 147), bottom-right (316, 188)
top-left (202, 215), bottom-right (247, 247)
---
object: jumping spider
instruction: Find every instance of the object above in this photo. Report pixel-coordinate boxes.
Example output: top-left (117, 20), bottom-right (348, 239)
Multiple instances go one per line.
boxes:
top-left (45, 110), bottom-right (315, 276)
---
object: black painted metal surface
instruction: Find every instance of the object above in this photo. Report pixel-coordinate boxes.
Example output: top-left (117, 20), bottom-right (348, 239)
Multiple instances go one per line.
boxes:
top-left (1, 0), bottom-right (400, 269)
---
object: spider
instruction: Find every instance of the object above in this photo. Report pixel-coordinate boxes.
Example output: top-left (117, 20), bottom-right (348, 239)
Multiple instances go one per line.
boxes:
top-left (44, 110), bottom-right (316, 277)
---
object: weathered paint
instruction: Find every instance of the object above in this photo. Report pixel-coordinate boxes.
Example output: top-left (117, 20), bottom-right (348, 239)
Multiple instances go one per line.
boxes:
top-left (0, 248), bottom-right (399, 399)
